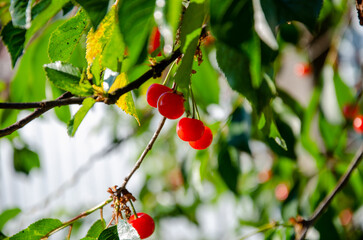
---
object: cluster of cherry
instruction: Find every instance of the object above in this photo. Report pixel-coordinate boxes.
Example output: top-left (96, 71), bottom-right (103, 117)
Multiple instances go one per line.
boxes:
top-left (146, 83), bottom-right (213, 150)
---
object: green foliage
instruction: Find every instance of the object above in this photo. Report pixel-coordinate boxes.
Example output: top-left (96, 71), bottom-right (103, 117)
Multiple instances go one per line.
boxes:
top-left (80, 219), bottom-right (106, 239)
top-left (0, 208), bottom-right (21, 231)
top-left (0, 21), bottom-right (26, 67)
top-left (9, 218), bottom-right (62, 239)
top-left (67, 98), bottom-right (96, 136)
top-left (98, 225), bottom-right (119, 240)
top-left (13, 146), bottom-right (40, 175)
top-left (44, 62), bottom-right (93, 97)
top-left (48, 9), bottom-right (89, 62)
top-left (75, 0), bottom-right (109, 30)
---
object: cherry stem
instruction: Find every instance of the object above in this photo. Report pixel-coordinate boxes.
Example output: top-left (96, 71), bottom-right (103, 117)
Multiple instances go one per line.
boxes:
top-left (129, 200), bottom-right (138, 219)
top-left (190, 86), bottom-right (200, 120)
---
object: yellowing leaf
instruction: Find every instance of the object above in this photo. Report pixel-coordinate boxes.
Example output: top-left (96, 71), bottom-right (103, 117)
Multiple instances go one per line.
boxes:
top-left (86, 6), bottom-right (115, 79)
top-left (108, 73), bottom-right (140, 125)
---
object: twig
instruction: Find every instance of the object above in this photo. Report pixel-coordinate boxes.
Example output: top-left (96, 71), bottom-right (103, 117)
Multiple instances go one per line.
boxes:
top-left (0, 49), bottom-right (181, 138)
top-left (117, 116), bottom-right (167, 194)
top-left (42, 197), bottom-right (113, 239)
top-left (106, 49), bottom-right (181, 104)
top-left (296, 143), bottom-right (363, 239)
top-left (66, 224), bottom-right (73, 240)
top-left (0, 97), bottom-right (86, 109)
top-left (239, 222), bottom-right (292, 240)
top-left (0, 92), bottom-right (74, 138)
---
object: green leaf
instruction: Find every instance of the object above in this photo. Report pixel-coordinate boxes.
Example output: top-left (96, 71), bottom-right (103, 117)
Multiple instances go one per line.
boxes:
top-left (10, 20), bottom-right (63, 103)
top-left (25, 0), bottom-right (70, 45)
top-left (51, 86), bottom-right (71, 124)
top-left (48, 9), bottom-right (89, 62)
top-left (118, 0), bottom-right (155, 67)
top-left (62, 2), bottom-right (74, 15)
top-left (0, 232), bottom-right (7, 239)
top-left (333, 70), bottom-right (355, 110)
top-left (215, 42), bottom-right (275, 112)
top-left (210, 0), bottom-right (254, 47)
top-left (13, 147), bottom-right (40, 175)
top-left (44, 62), bottom-right (93, 97)
top-left (0, 208), bottom-right (21, 231)
top-left (67, 98), bottom-right (96, 137)
top-left (217, 144), bottom-right (239, 194)
top-left (267, 117), bottom-right (295, 158)
top-left (75, 0), bottom-right (109, 30)
top-left (85, 219), bottom-right (106, 238)
top-left (227, 106), bottom-right (251, 153)
top-left (174, 1), bottom-right (205, 89)
top-left (261, 0), bottom-right (323, 32)
top-left (31, 0), bottom-right (51, 20)
top-left (9, 218), bottom-right (62, 240)
top-left (191, 50), bottom-right (219, 108)
top-left (98, 226), bottom-right (119, 240)
top-left (9, 0), bottom-right (31, 28)
top-left (318, 112), bottom-right (344, 151)
top-left (102, 26), bottom-right (125, 72)
top-left (0, 21), bottom-right (26, 67)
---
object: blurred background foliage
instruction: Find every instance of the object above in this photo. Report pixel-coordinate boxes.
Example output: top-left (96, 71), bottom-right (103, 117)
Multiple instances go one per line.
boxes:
top-left (0, 0), bottom-right (363, 239)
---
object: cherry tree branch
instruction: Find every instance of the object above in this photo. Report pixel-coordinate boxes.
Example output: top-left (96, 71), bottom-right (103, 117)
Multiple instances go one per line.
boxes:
top-left (0, 92), bottom-right (77, 138)
top-left (0, 48), bottom-right (181, 138)
top-left (296, 143), bottom-right (363, 239)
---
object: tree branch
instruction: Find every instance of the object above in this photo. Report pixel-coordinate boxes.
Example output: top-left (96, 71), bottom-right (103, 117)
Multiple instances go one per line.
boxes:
top-left (0, 92), bottom-right (75, 138)
top-left (296, 143), bottom-right (363, 239)
top-left (106, 49), bottom-right (182, 104)
top-left (0, 49), bottom-right (181, 138)
top-left (0, 97), bottom-right (86, 109)
top-left (356, 0), bottom-right (363, 25)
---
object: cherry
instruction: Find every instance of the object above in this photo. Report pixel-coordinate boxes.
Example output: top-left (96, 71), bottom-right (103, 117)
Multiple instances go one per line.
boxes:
top-left (295, 63), bottom-right (311, 77)
top-left (148, 27), bottom-right (161, 56)
top-left (177, 117), bottom-right (205, 141)
top-left (128, 213), bottom-right (155, 239)
top-left (275, 183), bottom-right (289, 201)
top-left (189, 126), bottom-right (213, 150)
top-left (146, 83), bottom-right (172, 108)
top-left (157, 92), bottom-right (185, 119)
top-left (343, 103), bottom-right (359, 120)
top-left (353, 115), bottom-right (363, 133)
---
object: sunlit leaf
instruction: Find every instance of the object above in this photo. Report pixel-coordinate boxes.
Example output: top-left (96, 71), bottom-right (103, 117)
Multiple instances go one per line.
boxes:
top-left (67, 98), bottom-right (96, 137)
top-left (108, 73), bottom-right (140, 125)
top-left (75, 0), bottom-right (109, 30)
top-left (48, 9), bottom-right (89, 62)
top-left (0, 208), bottom-right (21, 231)
top-left (9, 0), bottom-right (31, 28)
top-left (98, 226), bottom-right (119, 240)
top-left (44, 62), bottom-right (93, 97)
top-left (9, 218), bottom-right (62, 239)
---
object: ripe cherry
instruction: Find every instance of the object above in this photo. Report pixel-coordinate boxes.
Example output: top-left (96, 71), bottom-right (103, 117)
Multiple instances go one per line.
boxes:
top-left (342, 103), bottom-right (359, 120)
top-left (177, 117), bottom-right (205, 141)
top-left (189, 126), bottom-right (213, 150)
top-left (353, 115), bottom-right (363, 133)
top-left (128, 213), bottom-right (155, 239)
top-left (146, 83), bottom-right (172, 108)
top-left (157, 92), bottom-right (185, 119)
top-left (148, 27), bottom-right (161, 56)
top-left (295, 63), bottom-right (311, 77)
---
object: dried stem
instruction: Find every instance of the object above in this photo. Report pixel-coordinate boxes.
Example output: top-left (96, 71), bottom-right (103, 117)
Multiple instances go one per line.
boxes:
top-left (296, 143), bottom-right (363, 239)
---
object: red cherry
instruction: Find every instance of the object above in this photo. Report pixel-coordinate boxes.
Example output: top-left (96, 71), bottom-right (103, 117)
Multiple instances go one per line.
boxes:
top-left (177, 117), bottom-right (205, 141)
top-left (146, 83), bottom-right (172, 108)
top-left (148, 27), bottom-right (161, 56)
top-left (343, 104), bottom-right (359, 120)
top-left (353, 115), bottom-right (363, 133)
top-left (157, 92), bottom-right (185, 119)
top-left (295, 63), bottom-right (311, 76)
top-left (128, 213), bottom-right (155, 239)
top-left (189, 126), bottom-right (213, 150)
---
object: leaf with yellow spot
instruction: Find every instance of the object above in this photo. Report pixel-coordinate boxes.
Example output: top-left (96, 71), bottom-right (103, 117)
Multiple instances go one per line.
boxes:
top-left (108, 73), bottom-right (140, 125)
top-left (86, 6), bottom-right (115, 81)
